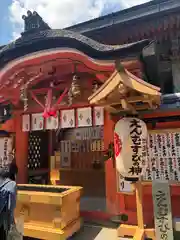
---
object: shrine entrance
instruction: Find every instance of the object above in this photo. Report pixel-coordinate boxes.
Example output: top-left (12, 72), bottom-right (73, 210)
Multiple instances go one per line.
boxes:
top-left (53, 125), bottom-right (106, 212)
top-left (26, 124), bottom-right (106, 212)
top-left (22, 75), bottom-right (107, 212)
top-left (0, 10), bottom-right (154, 222)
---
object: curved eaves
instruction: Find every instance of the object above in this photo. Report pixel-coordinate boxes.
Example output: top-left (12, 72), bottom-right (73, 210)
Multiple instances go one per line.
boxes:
top-left (0, 29), bottom-right (151, 69)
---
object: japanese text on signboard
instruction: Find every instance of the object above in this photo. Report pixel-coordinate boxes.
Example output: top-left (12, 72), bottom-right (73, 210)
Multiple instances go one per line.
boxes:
top-left (143, 132), bottom-right (180, 181)
top-left (129, 119), bottom-right (143, 175)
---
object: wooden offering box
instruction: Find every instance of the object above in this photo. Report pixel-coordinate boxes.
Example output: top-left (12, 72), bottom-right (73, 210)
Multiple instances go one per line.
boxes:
top-left (15, 184), bottom-right (82, 240)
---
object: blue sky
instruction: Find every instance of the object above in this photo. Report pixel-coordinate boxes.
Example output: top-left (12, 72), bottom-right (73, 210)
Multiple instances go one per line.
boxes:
top-left (0, 0), bottom-right (13, 45)
top-left (0, 0), bottom-right (150, 46)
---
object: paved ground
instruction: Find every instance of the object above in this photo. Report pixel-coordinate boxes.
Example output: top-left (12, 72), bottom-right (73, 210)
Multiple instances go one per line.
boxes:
top-left (70, 225), bottom-right (132, 240)
top-left (80, 197), bottom-right (106, 212)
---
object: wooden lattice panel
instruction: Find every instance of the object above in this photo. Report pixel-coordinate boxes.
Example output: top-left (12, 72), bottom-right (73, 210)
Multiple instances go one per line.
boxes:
top-left (28, 133), bottom-right (41, 170)
top-left (27, 132), bottom-right (49, 170)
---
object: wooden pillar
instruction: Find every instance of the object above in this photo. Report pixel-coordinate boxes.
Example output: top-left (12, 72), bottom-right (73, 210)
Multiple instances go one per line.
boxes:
top-left (15, 113), bottom-right (28, 184)
top-left (104, 112), bottom-right (126, 215)
top-left (103, 112), bottom-right (121, 214)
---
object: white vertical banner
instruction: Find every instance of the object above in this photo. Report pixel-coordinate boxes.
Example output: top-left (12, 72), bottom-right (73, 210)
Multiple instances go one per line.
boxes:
top-left (151, 134), bottom-right (156, 180)
top-left (171, 133), bottom-right (178, 181)
top-left (174, 133), bottom-right (180, 180)
top-left (162, 134), bottom-right (169, 181)
top-left (22, 114), bottom-right (30, 132)
top-left (0, 138), bottom-right (13, 168)
top-left (145, 135), bottom-right (152, 180)
top-left (155, 134), bottom-right (161, 180)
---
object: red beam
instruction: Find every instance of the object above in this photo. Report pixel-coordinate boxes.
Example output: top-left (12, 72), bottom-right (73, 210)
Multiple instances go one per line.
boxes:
top-left (30, 84), bottom-right (70, 95)
top-left (30, 91), bottom-right (45, 109)
top-left (19, 103), bottom-right (95, 115)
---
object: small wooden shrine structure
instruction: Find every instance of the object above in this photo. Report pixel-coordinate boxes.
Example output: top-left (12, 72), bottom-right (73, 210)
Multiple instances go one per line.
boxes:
top-left (89, 61), bottom-right (161, 113)
top-left (88, 56), bottom-right (161, 239)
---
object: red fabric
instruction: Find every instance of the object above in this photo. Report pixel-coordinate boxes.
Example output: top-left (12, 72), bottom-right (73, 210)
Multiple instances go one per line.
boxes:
top-left (32, 88), bottom-right (68, 118)
top-left (42, 110), bottom-right (49, 118)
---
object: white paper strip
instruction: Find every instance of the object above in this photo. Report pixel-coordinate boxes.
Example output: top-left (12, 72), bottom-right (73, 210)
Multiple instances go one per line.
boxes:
top-left (77, 107), bottom-right (92, 127)
top-left (46, 114), bottom-right (59, 130)
top-left (60, 141), bottom-right (71, 167)
top-left (61, 109), bottom-right (75, 128)
top-left (22, 114), bottom-right (30, 132)
top-left (31, 113), bottom-right (44, 131)
top-left (93, 106), bottom-right (104, 126)
top-left (118, 174), bottom-right (133, 193)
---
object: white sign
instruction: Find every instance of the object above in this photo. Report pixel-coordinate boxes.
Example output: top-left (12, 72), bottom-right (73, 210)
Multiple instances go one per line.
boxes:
top-left (143, 132), bottom-right (180, 181)
top-left (114, 118), bottom-right (148, 179)
top-left (77, 107), bottom-right (92, 127)
top-left (22, 107), bottom-right (104, 131)
top-left (0, 138), bottom-right (13, 168)
top-left (22, 114), bottom-right (30, 132)
top-left (61, 109), bottom-right (75, 128)
top-left (31, 113), bottom-right (44, 131)
top-left (46, 115), bottom-right (59, 130)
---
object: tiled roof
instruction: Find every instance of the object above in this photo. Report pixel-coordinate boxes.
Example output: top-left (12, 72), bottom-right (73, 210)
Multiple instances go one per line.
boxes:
top-left (0, 28), bottom-right (150, 69)
top-left (66, 0), bottom-right (180, 34)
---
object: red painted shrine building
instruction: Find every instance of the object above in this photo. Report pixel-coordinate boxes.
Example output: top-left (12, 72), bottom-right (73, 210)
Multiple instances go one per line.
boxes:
top-left (1, 0), bottom-right (180, 227)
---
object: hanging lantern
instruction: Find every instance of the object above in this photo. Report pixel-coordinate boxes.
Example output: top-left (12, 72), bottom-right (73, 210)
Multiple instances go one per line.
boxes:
top-left (114, 117), bottom-right (148, 181)
top-left (71, 74), bottom-right (81, 97)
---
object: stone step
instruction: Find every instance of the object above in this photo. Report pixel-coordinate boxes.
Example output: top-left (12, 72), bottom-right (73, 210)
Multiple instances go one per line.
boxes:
top-left (69, 225), bottom-right (132, 240)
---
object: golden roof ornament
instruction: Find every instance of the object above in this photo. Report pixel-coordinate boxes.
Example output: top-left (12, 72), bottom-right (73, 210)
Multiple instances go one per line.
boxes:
top-left (21, 10), bottom-right (50, 36)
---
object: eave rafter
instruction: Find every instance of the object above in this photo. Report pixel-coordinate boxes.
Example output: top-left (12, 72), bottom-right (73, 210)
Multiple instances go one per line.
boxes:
top-left (88, 61), bottom-right (161, 114)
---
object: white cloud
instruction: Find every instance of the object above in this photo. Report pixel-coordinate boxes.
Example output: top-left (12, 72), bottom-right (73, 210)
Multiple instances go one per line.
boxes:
top-left (120, 0), bottom-right (151, 8)
top-left (9, 0), bottom-right (150, 40)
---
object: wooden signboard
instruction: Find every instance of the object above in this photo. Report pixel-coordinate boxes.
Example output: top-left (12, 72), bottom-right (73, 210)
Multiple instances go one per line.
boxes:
top-left (143, 129), bottom-right (180, 182)
top-left (152, 180), bottom-right (174, 240)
